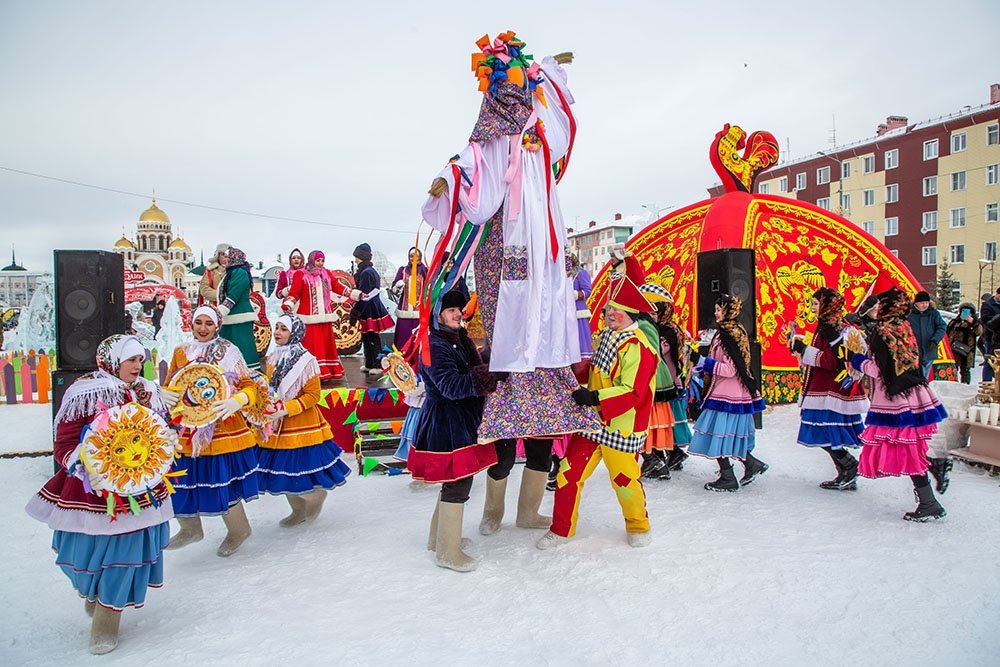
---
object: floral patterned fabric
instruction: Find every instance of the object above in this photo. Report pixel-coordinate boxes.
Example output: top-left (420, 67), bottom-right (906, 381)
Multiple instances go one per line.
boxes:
top-left (478, 367), bottom-right (602, 441)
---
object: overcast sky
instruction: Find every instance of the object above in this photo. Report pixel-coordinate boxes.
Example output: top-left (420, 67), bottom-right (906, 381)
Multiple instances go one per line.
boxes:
top-left (1, 0), bottom-right (997, 273)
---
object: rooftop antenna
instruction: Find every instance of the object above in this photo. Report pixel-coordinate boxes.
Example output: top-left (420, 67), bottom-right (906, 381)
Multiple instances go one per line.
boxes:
top-left (828, 113), bottom-right (837, 147)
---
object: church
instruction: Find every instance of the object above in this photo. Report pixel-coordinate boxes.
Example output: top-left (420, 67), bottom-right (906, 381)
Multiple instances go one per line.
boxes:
top-left (113, 199), bottom-right (200, 299)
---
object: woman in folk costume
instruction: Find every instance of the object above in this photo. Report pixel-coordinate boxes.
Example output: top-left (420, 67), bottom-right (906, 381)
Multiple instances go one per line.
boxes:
top-left (350, 243), bottom-right (394, 373)
top-left (284, 250), bottom-right (352, 380)
top-left (538, 275), bottom-right (657, 549)
top-left (422, 32), bottom-right (601, 537)
top-left (409, 290), bottom-right (499, 572)
top-left (25, 335), bottom-right (172, 654)
top-left (217, 246), bottom-right (260, 370)
top-left (162, 306), bottom-right (260, 557)
top-left (259, 315), bottom-right (351, 527)
top-left (847, 287), bottom-right (948, 521)
top-left (789, 287), bottom-right (869, 491)
top-left (655, 294), bottom-right (694, 472)
top-left (570, 253), bottom-right (593, 359)
top-left (274, 248), bottom-right (305, 298)
top-left (392, 247), bottom-right (428, 351)
top-left (688, 294), bottom-right (768, 492)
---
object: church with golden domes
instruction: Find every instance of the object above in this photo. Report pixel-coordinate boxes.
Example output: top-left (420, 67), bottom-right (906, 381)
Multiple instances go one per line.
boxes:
top-left (113, 199), bottom-right (200, 299)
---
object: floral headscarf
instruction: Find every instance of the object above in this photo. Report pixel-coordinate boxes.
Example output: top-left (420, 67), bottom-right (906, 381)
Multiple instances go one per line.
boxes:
top-left (713, 294), bottom-right (758, 395)
top-left (55, 335), bottom-right (164, 424)
top-left (870, 288), bottom-right (923, 396)
top-left (813, 287), bottom-right (847, 343)
top-left (219, 246), bottom-right (252, 303)
top-left (267, 315), bottom-right (318, 401)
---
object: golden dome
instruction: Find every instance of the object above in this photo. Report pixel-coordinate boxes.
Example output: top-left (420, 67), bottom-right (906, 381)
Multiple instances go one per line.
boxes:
top-left (139, 199), bottom-right (170, 224)
top-left (168, 237), bottom-right (191, 250)
top-left (115, 235), bottom-right (135, 249)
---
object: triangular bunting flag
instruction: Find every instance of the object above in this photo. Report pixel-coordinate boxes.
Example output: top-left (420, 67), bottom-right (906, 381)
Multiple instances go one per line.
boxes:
top-left (343, 410), bottom-right (359, 425)
top-left (361, 457), bottom-right (381, 476)
top-left (317, 389), bottom-right (330, 408)
top-left (390, 389), bottom-right (400, 405)
top-left (389, 420), bottom-right (403, 435)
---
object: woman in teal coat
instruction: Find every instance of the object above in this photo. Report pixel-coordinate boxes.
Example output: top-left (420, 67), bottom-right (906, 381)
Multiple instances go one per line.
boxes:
top-left (218, 247), bottom-right (260, 370)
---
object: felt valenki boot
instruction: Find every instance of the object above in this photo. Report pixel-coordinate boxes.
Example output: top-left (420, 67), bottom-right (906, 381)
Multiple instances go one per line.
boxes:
top-left (478, 476), bottom-right (507, 535)
top-left (303, 488), bottom-right (328, 522)
top-left (89, 605), bottom-right (121, 655)
top-left (217, 502), bottom-right (252, 557)
top-left (279, 495), bottom-right (308, 528)
top-left (427, 499), bottom-right (472, 551)
top-left (516, 469), bottom-right (552, 529)
top-left (435, 501), bottom-right (478, 572)
top-left (166, 517), bottom-right (204, 550)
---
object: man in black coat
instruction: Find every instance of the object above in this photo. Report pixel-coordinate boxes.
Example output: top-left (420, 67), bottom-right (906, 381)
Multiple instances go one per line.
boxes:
top-left (907, 291), bottom-right (946, 380)
top-left (980, 288), bottom-right (1000, 381)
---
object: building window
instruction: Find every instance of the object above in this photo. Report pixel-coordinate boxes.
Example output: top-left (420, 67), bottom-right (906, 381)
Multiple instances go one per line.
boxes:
top-left (986, 241), bottom-right (998, 262)
top-left (862, 220), bottom-right (875, 234)
top-left (988, 124), bottom-right (999, 146)
top-left (923, 176), bottom-right (937, 196)
top-left (885, 217), bottom-right (899, 236)
top-left (795, 173), bottom-right (806, 190)
top-left (950, 244), bottom-right (965, 264)
top-left (951, 171), bottom-right (966, 191)
top-left (840, 193), bottom-right (851, 211)
top-left (863, 189), bottom-right (875, 206)
top-left (885, 184), bottom-right (898, 203)
top-left (840, 160), bottom-right (851, 179)
top-left (923, 139), bottom-right (939, 160)
top-left (816, 197), bottom-right (831, 210)
top-left (862, 155), bottom-right (875, 174)
top-left (922, 211), bottom-right (938, 232)
top-left (884, 149), bottom-right (899, 170)
top-left (952, 132), bottom-right (967, 153)
top-left (987, 202), bottom-right (999, 224)
top-left (950, 207), bottom-right (966, 228)
top-left (921, 246), bottom-right (937, 266)
top-left (890, 249), bottom-right (899, 257)
top-left (779, 176), bottom-right (788, 193)
top-left (987, 164), bottom-right (999, 186)
top-left (759, 182), bottom-right (769, 194)
top-left (816, 166), bottom-right (830, 185)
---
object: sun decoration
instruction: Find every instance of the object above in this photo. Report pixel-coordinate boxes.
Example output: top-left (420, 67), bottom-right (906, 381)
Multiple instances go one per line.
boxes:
top-left (242, 369), bottom-right (276, 437)
top-left (169, 362), bottom-right (230, 427)
top-left (383, 351), bottom-right (418, 394)
top-left (81, 403), bottom-right (178, 498)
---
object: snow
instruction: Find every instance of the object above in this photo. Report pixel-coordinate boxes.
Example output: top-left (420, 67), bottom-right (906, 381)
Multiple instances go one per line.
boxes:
top-left (2, 404), bottom-right (999, 665)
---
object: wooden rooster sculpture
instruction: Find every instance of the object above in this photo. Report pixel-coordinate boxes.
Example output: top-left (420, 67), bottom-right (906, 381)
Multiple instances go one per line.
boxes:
top-left (710, 124), bottom-right (780, 193)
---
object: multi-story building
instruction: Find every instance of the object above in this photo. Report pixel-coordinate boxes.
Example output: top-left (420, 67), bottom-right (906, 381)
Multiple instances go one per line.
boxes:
top-left (0, 250), bottom-right (49, 309)
top-left (567, 212), bottom-right (642, 272)
top-left (742, 83), bottom-right (1000, 304)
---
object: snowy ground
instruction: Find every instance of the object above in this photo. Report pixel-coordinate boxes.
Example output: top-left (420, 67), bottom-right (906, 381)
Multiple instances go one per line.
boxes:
top-left (1, 403), bottom-right (998, 666)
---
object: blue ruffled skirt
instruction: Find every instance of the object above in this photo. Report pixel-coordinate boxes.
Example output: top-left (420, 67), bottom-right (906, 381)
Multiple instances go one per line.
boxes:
top-left (394, 407), bottom-right (421, 461)
top-left (257, 440), bottom-right (352, 495)
top-left (689, 409), bottom-right (756, 459)
top-left (53, 523), bottom-right (168, 610)
top-left (171, 448), bottom-right (259, 517)
top-left (797, 408), bottom-right (864, 449)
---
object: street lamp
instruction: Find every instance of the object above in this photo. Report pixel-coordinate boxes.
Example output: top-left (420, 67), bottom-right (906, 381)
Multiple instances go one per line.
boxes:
top-left (641, 203), bottom-right (673, 221)
top-left (979, 258), bottom-right (996, 305)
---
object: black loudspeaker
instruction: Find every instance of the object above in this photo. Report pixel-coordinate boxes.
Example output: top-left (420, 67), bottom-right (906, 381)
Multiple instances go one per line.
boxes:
top-left (696, 249), bottom-right (757, 339)
top-left (54, 250), bottom-right (125, 370)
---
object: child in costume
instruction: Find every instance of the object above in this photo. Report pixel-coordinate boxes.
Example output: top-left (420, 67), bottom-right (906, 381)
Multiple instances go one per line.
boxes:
top-left (570, 254), bottom-right (594, 359)
top-left (538, 275), bottom-right (656, 549)
top-left (790, 287), bottom-right (869, 490)
top-left (284, 250), bottom-right (352, 380)
top-left (392, 247), bottom-right (428, 350)
top-left (350, 242), bottom-right (394, 374)
top-left (217, 246), bottom-right (260, 370)
top-left (688, 294), bottom-right (768, 492)
top-left (162, 305), bottom-right (260, 557)
top-left (25, 335), bottom-right (172, 654)
top-left (258, 315), bottom-right (351, 526)
top-left (408, 290), bottom-right (498, 572)
top-left (656, 296), bottom-right (694, 471)
top-left (848, 287), bottom-right (948, 521)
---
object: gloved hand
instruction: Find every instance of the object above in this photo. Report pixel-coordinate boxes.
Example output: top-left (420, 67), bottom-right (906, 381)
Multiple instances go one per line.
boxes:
top-left (212, 394), bottom-right (246, 421)
top-left (350, 289), bottom-right (362, 302)
top-left (218, 304), bottom-right (231, 317)
top-left (267, 406), bottom-right (288, 421)
top-left (850, 353), bottom-right (867, 372)
top-left (88, 471), bottom-right (104, 494)
top-left (791, 337), bottom-right (807, 355)
top-left (161, 388), bottom-right (180, 409)
top-left (571, 387), bottom-right (599, 407)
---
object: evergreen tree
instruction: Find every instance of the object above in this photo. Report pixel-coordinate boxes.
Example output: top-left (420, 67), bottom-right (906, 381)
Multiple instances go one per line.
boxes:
top-left (935, 261), bottom-right (961, 311)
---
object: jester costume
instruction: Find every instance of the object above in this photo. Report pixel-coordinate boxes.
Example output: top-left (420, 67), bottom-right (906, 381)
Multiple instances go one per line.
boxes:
top-left (540, 275), bottom-right (656, 548)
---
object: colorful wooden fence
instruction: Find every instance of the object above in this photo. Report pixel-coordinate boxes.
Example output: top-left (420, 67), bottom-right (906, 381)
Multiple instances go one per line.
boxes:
top-left (0, 348), bottom-right (171, 406)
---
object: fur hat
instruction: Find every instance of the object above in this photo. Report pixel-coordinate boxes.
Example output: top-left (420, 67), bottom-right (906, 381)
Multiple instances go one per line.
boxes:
top-left (353, 243), bottom-right (373, 262)
top-left (215, 243), bottom-right (231, 257)
top-left (913, 290), bottom-right (931, 303)
top-left (441, 290), bottom-right (468, 311)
